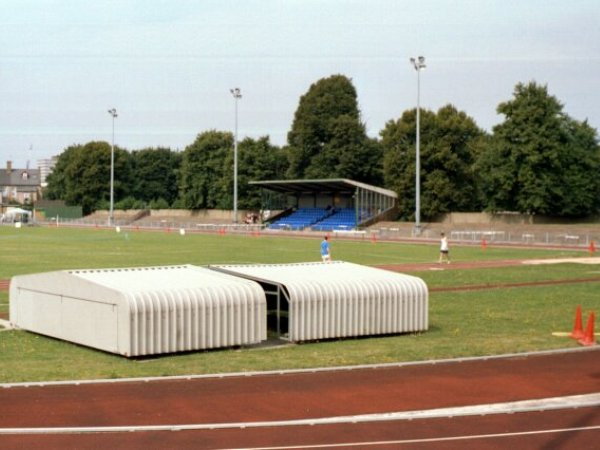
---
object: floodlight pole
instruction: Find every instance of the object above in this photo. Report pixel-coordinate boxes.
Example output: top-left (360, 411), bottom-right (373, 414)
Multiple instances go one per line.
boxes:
top-left (108, 108), bottom-right (118, 227)
top-left (410, 56), bottom-right (426, 236)
top-left (230, 87), bottom-right (242, 223)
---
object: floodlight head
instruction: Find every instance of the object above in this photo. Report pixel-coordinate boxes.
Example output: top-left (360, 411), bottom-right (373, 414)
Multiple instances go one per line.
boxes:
top-left (108, 108), bottom-right (118, 118)
top-left (409, 56), bottom-right (426, 71)
top-left (230, 87), bottom-right (242, 98)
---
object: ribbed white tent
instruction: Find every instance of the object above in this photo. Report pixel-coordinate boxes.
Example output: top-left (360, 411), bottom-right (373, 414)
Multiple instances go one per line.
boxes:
top-left (211, 261), bottom-right (428, 342)
top-left (1, 207), bottom-right (32, 223)
top-left (10, 265), bottom-right (266, 356)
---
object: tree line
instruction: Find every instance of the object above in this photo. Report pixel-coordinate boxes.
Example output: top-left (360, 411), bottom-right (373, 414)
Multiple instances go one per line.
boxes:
top-left (46, 75), bottom-right (600, 219)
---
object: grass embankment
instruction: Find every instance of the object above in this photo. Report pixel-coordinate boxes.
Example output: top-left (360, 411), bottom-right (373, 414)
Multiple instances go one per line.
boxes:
top-left (0, 226), bottom-right (598, 383)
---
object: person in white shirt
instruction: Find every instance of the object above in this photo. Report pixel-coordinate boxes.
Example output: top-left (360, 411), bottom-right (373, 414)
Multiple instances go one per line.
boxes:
top-left (439, 232), bottom-right (450, 264)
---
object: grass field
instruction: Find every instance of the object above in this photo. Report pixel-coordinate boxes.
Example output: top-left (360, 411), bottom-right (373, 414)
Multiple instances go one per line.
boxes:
top-left (0, 226), bottom-right (585, 277)
top-left (1, 225), bottom-right (598, 383)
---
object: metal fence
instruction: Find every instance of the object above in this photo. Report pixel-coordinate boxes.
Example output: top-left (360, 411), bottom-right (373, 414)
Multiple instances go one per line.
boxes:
top-left (374, 226), bottom-right (600, 249)
top-left (24, 217), bottom-right (264, 234)
top-left (4, 218), bottom-right (599, 250)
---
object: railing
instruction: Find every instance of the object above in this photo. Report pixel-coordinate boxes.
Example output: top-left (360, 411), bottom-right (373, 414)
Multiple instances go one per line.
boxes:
top-left (4, 218), bottom-right (599, 249)
top-left (373, 226), bottom-right (600, 248)
top-left (24, 217), bottom-right (264, 234)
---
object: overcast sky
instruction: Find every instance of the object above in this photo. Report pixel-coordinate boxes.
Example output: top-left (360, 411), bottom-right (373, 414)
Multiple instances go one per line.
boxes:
top-left (2, 0), bottom-right (599, 168)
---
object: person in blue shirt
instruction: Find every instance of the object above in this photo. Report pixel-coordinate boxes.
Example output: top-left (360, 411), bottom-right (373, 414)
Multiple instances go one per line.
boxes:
top-left (320, 236), bottom-right (331, 262)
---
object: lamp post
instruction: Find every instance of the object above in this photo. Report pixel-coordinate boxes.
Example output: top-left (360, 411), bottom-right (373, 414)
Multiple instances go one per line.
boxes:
top-left (230, 87), bottom-right (242, 223)
top-left (107, 108), bottom-right (118, 227)
top-left (410, 56), bottom-right (426, 235)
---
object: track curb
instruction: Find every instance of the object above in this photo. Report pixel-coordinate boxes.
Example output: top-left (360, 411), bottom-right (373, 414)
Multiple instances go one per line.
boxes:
top-left (2, 346), bottom-right (597, 389)
top-left (1, 393), bottom-right (598, 434)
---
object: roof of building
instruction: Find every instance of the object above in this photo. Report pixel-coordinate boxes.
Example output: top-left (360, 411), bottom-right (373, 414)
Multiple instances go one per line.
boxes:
top-left (66, 264), bottom-right (263, 295)
top-left (0, 168), bottom-right (41, 187)
top-left (249, 178), bottom-right (397, 198)
top-left (211, 261), bottom-right (426, 304)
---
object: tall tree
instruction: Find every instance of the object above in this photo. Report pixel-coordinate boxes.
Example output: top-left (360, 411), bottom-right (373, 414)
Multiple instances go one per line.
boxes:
top-left (558, 118), bottom-right (600, 216)
top-left (44, 144), bottom-right (79, 201)
top-left (45, 141), bottom-right (131, 214)
top-left (381, 104), bottom-right (484, 220)
top-left (287, 74), bottom-right (380, 183)
top-left (179, 130), bottom-right (232, 209)
top-left (131, 147), bottom-right (181, 206)
top-left (477, 82), bottom-right (600, 216)
top-left (219, 136), bottom-right (288, 210)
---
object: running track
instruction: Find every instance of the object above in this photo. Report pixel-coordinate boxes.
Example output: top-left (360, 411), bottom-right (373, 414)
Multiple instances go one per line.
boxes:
top-left (1, 348), bottom-right (599, 449)
top-left (2, 260), bottom-right (599, 448)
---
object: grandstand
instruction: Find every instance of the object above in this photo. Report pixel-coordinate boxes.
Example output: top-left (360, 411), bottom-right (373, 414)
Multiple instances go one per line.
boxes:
top-left (251, 179), bottom-right (398, 231)
top-left (50, 179), bottom-right (397, 232)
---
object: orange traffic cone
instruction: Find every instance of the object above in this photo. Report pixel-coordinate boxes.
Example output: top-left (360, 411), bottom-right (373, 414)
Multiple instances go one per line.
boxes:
top-left (589, 241), bottom-right (596, 255)
top-left (371, 233), bottom-right (377, 244)
top-left (578, 312), bottom-right (596, 346)
top-left (570, 305), bottom-right (584, 339)
top-left (481, 239), bottom-right (487, 250)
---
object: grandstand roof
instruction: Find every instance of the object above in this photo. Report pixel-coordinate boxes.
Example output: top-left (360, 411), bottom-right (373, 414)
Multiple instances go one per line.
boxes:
top-left (249, 178), bottom-right (397, 198)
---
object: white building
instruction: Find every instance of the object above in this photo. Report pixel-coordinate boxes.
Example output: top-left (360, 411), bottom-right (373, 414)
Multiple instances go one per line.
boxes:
top-left (37, 156), bottom-right (58, 187)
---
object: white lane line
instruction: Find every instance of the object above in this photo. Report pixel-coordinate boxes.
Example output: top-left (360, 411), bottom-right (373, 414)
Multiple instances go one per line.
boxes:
top-left (238, 425), bottom-right (600, 450)
top-left (1, 346), bottom-right (597, 389)
top-left (0, 393), bottom-right (598, 435)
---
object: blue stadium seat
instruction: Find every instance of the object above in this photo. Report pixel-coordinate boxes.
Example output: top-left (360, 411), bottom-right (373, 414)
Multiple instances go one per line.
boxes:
top-left (268, 208), bottom-right (330, 230)
top-left (311, 208), bottom-right (357, 231)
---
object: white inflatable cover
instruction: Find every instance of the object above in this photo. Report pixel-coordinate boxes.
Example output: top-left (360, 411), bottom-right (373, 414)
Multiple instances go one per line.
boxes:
top-left (212, 261), bottom-right (428, 341)
top-left (10, 265), bottom-right (266, 356)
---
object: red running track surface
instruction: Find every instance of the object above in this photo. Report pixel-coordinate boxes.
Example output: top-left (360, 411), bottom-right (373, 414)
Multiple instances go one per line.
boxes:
top-left (1, 348), bottom-right (598, 449)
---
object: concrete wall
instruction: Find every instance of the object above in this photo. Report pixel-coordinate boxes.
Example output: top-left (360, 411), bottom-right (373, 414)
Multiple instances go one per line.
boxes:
top-left (441, 212), bottom-right (600, 226)
top-left (149, 209), bottom-right (238, 221)
top-left (148, 209), bottom-right (286, 224)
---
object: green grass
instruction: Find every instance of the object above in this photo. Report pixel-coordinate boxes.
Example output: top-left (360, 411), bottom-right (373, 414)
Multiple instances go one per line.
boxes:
top-left (1, 279), bottom-right (596, 383)
top-left (0, 226), bottom-right (582, 277)
top-left (419, 263), bottom-right (600, 288)
top-left (0, 225), bottom-right (598, 383)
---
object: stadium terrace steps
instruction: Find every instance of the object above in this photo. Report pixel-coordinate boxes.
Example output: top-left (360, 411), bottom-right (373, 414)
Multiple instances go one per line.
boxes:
top-left (269, 208), bottom-right (332, 230)
top-left (268, 208), bottom-right (376, 231)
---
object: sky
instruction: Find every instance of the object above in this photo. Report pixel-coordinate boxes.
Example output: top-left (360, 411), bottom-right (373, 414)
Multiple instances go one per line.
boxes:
top-left (1, 0), bottom-right (599, 169)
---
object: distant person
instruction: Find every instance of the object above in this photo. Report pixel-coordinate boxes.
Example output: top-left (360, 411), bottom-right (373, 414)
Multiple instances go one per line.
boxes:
top-left (321, 236), bottom-right (331, 262)
top-left (439, 232), bottom-right (450, 264)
